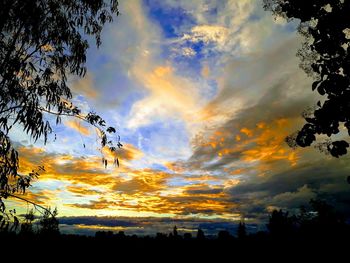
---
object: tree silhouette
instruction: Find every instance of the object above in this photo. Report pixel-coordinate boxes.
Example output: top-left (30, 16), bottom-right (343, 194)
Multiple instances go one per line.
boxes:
top-left (173, 225), bottom-right (178, 237)
top-left (19, 209), bottom-right (35, 237)
top-left (264, 0), bottom-right (350, 158)
top-left (39, 207), bottom-right (59, 237)
top-left (0, 1), bottom-right (120, 225)
top-left (196, 228), bottom-right (205, 240)
top-left (267, 209), bottom-right (295, 238)
top-left (217, 230), bottom-right (231, 241)
top-left (237, 221), bottom-right (247, 240)
top-left (183, 233), bottom-right (192, 240)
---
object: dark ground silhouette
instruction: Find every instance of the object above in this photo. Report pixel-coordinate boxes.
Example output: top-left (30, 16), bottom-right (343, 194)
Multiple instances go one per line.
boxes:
top-left (1, 199), bottom-right (349, 260)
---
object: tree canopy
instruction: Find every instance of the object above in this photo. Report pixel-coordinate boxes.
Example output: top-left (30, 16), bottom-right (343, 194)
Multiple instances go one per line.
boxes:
top-left (0, 0), bottom-right (120, 222)
top-left (264, 0), bottom-right (350, 157)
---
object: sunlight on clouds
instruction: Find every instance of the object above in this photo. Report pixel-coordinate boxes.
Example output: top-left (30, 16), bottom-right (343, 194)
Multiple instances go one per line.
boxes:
top-left (15, 144), bottom-right (238, 219)
top-left (70, 73), bottom-right (99, 99)
top-left (188, 115), bottom-right (303, 180)
top-left (241, 118), bottom-right (300, 168)
top-left (101, 143), bottom-right (144, 166)
top-left (182, 24), bottom-right (229, 47)
top-left (201, 63), bottom-right (210, 79)
top-left (127, 65), bottom-right (203, 129)
top-left (9, 0), bottom-right (343, 226)
top-left (65, 120), bottom-right (91, 136)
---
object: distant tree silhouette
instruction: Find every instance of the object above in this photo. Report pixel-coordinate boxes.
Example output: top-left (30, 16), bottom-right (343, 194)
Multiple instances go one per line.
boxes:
top-left (156, 232), bottom-right (168, 241)
top-left (217, 230), bottom-right (231, 241)
top-left (297, 198), bottom-right (346, 239)
top-left (0, 0), bottom-right (120, 227)
top-left (196, 228), bottom-right (205, 240)
top-left (19, 209), bottom-right (35, 237)
top-left (309, 199), bottom-right (344, 234)
top-left (0, 199), bottom-right (349, 256)
top-left (267, 209), bottom-right (296, 238)
top-left (39, 208), bottom-right (59, 237)
top-left (237, 221), bottom-right (247, 240)
top-left (173, 225), bottom-right (178, 237)
top-left (116, 230), bottom-right (126, 239)
top-left (183, 233), bottom-right (192, 240)
top-left (264, 0), bottom-right (350, 158)
top-left (95, 230), bottom-right (114, 239)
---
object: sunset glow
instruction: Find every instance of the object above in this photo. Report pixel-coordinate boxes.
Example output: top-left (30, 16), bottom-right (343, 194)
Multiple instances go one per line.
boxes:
top-left (8, 0), bottom-right (350, 235)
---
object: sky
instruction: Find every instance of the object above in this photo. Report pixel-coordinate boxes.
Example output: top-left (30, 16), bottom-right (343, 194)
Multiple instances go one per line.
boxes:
top-left (8, 0), bottom-right (350, 236)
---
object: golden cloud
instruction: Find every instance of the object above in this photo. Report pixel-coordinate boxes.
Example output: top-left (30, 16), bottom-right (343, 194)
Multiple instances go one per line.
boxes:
top-left (190, 116), bottom-right (303, 177)
top-left (128, 63), bottom-right (203, 129)
top-left (70, 73), bottom-right (99, 99)
top-left (65, 120), bottom-right (91, 136)
top-left (14, 136), bottom-right (242, 219)
top-left (241, 118), bottom-right (300, 168)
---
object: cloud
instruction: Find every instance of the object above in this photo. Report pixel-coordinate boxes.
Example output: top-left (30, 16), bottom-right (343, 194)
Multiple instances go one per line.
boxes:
top-left (226, 155), bottom-right (350, 218)
top-left (8, 0), bottom-right (350, 229)
top-left (66, 185), bottom-right (102, 197)
top-left (65, 120), bottom-right (91, 136)
top-left (127, 65), bottom-right (203, 129)
top-left (270, 185), bottom-right (317, 209)
top-left (181, 24), bottom-right (229, 48)
top-left (58, 215), bottom-right (256, 236)
top-left (15, 144), bottom-right (236, 218)
top-left (60, 216), bottom-right (138, 227)
top-left (70, 73), bottom-right (99, 99)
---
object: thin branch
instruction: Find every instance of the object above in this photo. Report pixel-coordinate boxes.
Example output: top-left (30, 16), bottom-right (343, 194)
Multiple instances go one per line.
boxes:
top-left (0, 191), bottom-right (55, 218)
top-left (0, 105), bottom-right (21, 115)
top-left (38, 106), bottom-right (103, 132)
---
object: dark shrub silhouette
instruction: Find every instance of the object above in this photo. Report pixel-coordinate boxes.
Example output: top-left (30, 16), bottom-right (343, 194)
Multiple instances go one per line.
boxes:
top-left (237, 221), bottom-right (247, 240)
top-left (196, 228), bottom-right (205, 240)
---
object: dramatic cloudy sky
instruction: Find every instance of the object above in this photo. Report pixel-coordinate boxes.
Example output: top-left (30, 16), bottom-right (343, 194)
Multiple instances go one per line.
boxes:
top-left (9, 0), bottom-right (350, 235)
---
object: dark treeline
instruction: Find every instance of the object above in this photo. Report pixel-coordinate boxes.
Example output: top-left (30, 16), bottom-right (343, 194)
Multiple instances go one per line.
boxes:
top-left (1, 198), bottom-right (349, 259)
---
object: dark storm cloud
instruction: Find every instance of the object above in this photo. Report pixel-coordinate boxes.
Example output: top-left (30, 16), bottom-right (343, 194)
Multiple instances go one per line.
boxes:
top-left (186, 73), bottom-right (312, 172)
top-left (60, 216), bottom-right (138, 227)
top-left (227, 156), bottom-right (350, 217)
top-left (185, 187), bottom-right (223, 195)
top-left (229, 158), bottom-right (350, 197)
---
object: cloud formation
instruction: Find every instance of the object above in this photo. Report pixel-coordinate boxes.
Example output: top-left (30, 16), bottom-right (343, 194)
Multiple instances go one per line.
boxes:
top-left (8, 0), bottom-right (350, 232)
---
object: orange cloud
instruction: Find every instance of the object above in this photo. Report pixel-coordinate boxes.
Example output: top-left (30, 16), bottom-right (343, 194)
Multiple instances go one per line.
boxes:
top-left (191, 116), bottom-right (302, 177)
top-left (15, 144), bottom-right (240, 219)
top-left (65, 120), bottom-right (91, 136)
top-left (66, 185), bottom-right (102, 197)
top-left (128, 64), bottom-right (202, 129)
top-left (241, 118), bottom-right (299, 167)
top-left (71, 73), bottom-right (99, 99)
top-left (240, 127), bottom-right (253, 137)
top-left (201, 63), bottom-right (210, 78)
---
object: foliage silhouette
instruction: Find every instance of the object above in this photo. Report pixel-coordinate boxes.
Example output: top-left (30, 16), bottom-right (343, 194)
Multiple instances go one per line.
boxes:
top-left (39, 207), bottom-right (59, 237)
top-left (196, 228), bottom-right (205, 240)
top-left (0, 1), bottom-right (120, 226)
top-left (19, 209), bottom-right (35, 237)
top-left (267, 209), bottom-right (296, 238)
top-left (237, 221), bottom-right (247, 240)
top-left (264, 0), bottom-right (350, 158)
top-left (173, 225), bottom-right (178, 237)
top-left (183, 232), bottom-right (192, 240)
top-left (217, 230), bottom-right (232, 241)
top-left (0, 198), bottom-right (349, 260)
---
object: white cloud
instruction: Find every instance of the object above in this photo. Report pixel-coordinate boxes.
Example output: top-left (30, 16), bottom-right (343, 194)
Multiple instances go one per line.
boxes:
top-left (127, 65), bottom-right (203, 130)
top-left (182, 25), bottom-right (229, 47)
